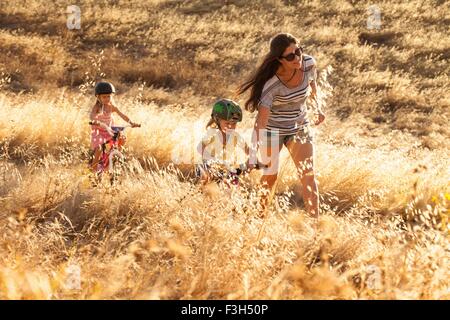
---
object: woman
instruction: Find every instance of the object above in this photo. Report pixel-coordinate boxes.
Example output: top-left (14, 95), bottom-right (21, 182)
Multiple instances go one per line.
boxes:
top-left (237, 33), bottom-right (325, 218)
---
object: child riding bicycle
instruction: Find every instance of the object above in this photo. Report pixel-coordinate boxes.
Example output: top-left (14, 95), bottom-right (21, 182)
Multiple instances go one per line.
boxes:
top-left (89, 81), bottom-right (140, 172)
top-left (196, 99), bottom-right (263, 186)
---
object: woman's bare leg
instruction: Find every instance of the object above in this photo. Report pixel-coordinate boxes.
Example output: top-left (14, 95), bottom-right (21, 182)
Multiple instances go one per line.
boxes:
top-left (285, 139), bottom-right (319, 218)
top-left (258, 140), bottom-right (283, 213)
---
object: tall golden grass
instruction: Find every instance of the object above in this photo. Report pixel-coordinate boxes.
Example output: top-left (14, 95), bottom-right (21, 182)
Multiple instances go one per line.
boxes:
top-left (0, 87), bottom-right (448, 299)
top-left (0, 0), bottom-right (449, 299)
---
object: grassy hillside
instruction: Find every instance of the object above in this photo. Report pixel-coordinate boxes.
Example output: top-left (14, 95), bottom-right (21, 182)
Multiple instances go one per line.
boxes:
top-left (1, 0), bottom-right (449, 146)
top-left (0, 0), bottom-right (448, 299)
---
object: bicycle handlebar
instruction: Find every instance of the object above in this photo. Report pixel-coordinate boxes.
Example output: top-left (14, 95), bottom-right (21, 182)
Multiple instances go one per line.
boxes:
top-left (203, 160), bottom-right (268, 177)
top-left (89, 121), bottom-right (141, 129)
top-left (234, 162), bottom-right (268, 175)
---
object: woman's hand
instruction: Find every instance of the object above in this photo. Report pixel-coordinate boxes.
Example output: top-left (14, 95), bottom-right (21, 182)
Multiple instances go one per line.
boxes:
top-left (130, 121), bottom-right (141, 128)
top-left (314, 112), bottom-right (325, 125)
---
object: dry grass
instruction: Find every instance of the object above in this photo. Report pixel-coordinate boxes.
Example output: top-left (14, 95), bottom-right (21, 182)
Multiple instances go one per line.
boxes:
top-left (0, 89), bottom-right (448, 299)
top-left (0, 0), bottom-right (449, 145)
top-left (0, 0), bottom-right (449, 300)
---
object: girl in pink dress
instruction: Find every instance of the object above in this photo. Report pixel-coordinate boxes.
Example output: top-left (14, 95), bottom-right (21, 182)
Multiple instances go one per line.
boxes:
top-left (89, 82), bottom-right (140, 171)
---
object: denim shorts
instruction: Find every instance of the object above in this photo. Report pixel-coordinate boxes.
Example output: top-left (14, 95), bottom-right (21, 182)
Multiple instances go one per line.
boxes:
top-left (264, 126), bottom-right (314, 148)
top-left (260, 126), bottom-right (314, 175)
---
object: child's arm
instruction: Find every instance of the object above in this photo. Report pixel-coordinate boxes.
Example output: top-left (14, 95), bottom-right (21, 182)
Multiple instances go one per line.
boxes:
top-left (197, 140), bottom-right (215, 163)
top-left (112, 105), bottom-right (139, 127)
top-left (243, 140), bottom-right (257, 170)
top-left (89, 104), bottom-right (99, 121)
top-left (196, 141), bottom-right (212, 183)
top-left (197, 141), bottom-right (205, 157)
top-left (244, 141), bottom-right (250, 157)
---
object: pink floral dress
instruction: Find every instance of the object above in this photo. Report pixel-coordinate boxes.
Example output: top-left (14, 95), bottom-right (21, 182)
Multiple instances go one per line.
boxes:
top-left (91, 108), bottom-right (114, 150)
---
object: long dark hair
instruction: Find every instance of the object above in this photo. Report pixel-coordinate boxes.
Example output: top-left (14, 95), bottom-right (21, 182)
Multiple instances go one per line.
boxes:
top-left (236, 33), bottom-right (299, 112)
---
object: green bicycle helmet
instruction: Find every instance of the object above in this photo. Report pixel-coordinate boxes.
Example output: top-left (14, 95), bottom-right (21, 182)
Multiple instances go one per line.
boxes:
top-left (95, 81), bottom-right (116, 95)
top-left (211, 99), bottom-right (243, 123)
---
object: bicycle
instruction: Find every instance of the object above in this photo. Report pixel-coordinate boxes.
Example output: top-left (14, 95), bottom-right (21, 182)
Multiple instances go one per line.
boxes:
top-left (88, 121), bottom-right (141, 186)
top-left (196, 159), bottom-right (267, 188)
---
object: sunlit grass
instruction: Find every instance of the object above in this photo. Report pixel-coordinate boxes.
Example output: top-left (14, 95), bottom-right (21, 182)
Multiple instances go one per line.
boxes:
top-left (0, 88), bottom-right (448, 299)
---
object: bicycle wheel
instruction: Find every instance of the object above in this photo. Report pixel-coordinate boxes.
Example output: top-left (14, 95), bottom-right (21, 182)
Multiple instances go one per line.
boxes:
top-left (108, 149), bottom-right (125, 185)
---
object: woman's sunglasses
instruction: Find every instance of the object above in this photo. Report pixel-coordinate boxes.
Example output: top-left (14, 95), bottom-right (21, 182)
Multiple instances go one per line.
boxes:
top-left (280, 47), bottom-right (303, 61)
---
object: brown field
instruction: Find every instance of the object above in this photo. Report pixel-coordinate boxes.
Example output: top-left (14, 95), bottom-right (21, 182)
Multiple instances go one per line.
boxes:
top-left (0, 0), bottom-right (448, 299)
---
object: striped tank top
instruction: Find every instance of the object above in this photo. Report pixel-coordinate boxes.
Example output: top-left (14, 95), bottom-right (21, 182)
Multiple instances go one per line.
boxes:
top-left (258, 54), bottom-right (317, 135)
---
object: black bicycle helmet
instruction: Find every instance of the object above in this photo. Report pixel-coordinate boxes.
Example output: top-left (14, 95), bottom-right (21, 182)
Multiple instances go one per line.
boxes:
top-left (95, 81), bottom-right (116, 95)
top-left (211, 99), bottom-right (243, 123)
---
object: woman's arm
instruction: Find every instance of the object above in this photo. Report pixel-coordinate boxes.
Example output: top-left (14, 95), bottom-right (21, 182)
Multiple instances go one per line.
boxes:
top-left (249, 106), bottom-right (270, 165)
top-left (309, 80), bottom-right (318, 111)
top-left (254, 106), bottom-right (270, 144)
top-left (309, 80), bottom-right (325, 125)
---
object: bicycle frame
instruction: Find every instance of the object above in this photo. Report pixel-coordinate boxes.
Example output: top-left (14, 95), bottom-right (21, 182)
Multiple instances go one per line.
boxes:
top-left (89, 121), bottom-right (141, 186)
top-left (99, 142), bottom-right (124, 173)
top-left (89, 123), bottom-right (131, 185)
top-left (98, 127), bottom-right (126, 173)
top-left (196, 160), bottom-right (266, 187)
